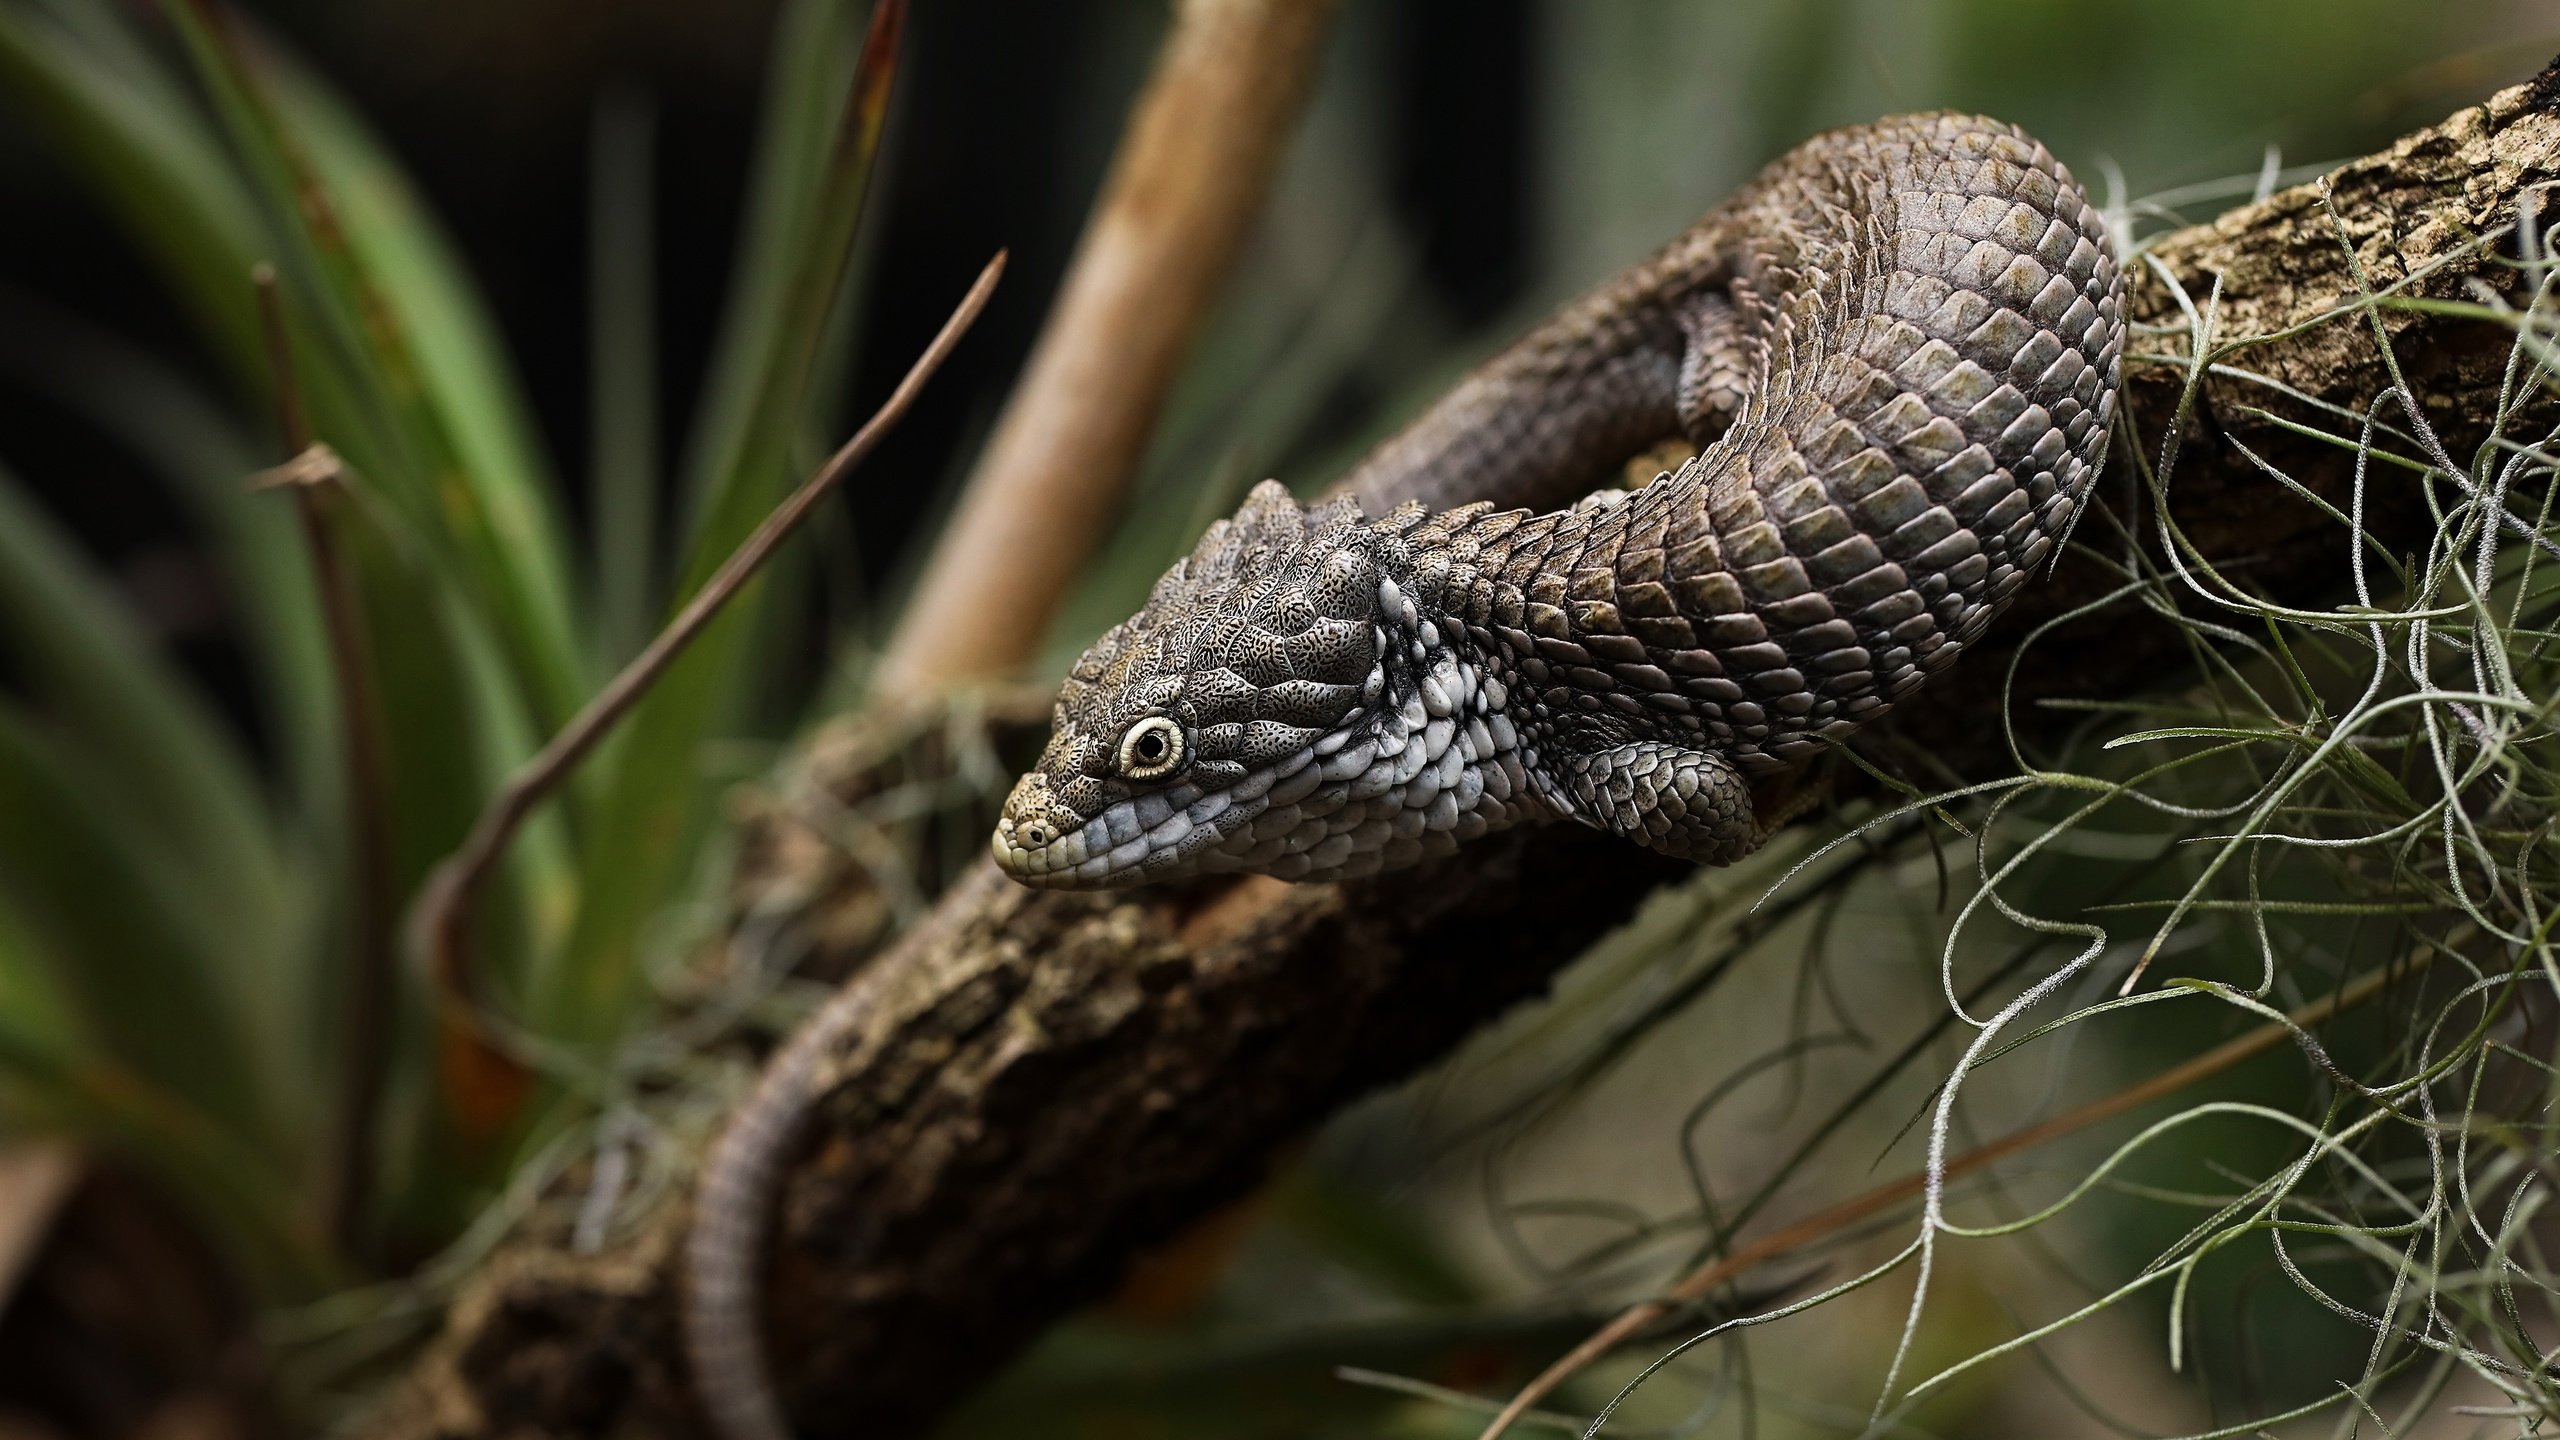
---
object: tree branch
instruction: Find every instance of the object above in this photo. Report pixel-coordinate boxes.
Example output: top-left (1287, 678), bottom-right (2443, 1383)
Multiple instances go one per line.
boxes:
top-left (366, 81), bottom-right (2560, 1440)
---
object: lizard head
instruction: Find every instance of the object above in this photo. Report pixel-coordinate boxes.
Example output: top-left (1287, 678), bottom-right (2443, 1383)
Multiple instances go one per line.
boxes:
top-left (993, 480), bottom-right (1515, 889)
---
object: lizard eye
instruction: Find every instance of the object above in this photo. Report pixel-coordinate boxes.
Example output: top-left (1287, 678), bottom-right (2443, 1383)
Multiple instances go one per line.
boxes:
top-left (1117, 715), bottom-right (1187, 781)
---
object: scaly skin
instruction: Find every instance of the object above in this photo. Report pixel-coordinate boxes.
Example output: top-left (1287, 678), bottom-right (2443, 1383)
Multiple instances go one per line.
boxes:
top-left (994, 112), bottom-right (2122, 889)
top-left (687, 111), bottom-right (2122, 1440)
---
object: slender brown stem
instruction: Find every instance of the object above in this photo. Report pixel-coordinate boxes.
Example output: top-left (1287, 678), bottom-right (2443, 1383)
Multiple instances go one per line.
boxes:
top-left (873, 0), bottom-right (1337, 693)
top-left (407, 252), bottom-right (1006, 1084)
top-left (252, 264), bottom-right (395, 1252)
top-left (254, 264), bottom-right (311, 452)
top-left (1474, 957), bottom-right (2427, 1439)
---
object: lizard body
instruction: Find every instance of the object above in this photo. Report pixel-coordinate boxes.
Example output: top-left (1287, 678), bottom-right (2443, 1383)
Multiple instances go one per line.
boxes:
top-left (994, 111), bottom-right (2121, 888)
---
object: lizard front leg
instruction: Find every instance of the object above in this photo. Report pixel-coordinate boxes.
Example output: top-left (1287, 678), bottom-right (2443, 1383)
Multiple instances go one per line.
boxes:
top-left (1551, 738), bottom-right (1763, 866)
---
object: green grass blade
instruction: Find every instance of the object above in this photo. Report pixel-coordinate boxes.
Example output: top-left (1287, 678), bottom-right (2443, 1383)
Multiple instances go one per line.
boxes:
top-left (0, 467), bottom-right (303, 1117)
top-left (304, 477), bottom-right (570, 1218)
top-left (0, 290), bottom-right (337, 819)
top-left (678, 0), bottom-right (877, 520)
top-left (0, 1), bottom-right (395, 504)
top-left (148, 0), bottom-right (590, 735)
top-left (0, 300), bottom-right (570, 1218)
top-left (0, 895), bottom-right (336, 1298)
top-left (590, 88), bottom-right (663, 664)
top-left (0, 701), bottom-right (279, 1151)
top-left (0, 464), bottom-right (286, 906)
top-left (533, 0), bottom-right (900, 1046)
top-left (675, 0), bottom-right (896, 576)
top-left (0, 890), bottom-right (94, 1071)
top-left (276, 60), bottom-right (584, 677)
top-left (3, 0), bottom-right (592, 770)
top-left (0, 3), bottom-right (267, 370)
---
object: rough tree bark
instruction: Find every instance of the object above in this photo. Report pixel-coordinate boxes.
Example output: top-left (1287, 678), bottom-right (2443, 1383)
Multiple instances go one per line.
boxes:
top-left (371, 78), bottom-right (2560, 1440)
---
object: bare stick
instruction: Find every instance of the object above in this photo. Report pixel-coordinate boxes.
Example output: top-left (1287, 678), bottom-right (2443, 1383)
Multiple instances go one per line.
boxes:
top-left (1472, 957), bottom-right (2426, 1439)
top-left (407, 253), bottom-right (1006, 1084)
top-left (872, 0), bottom-right (1337, 692)
top-left (252, 263), bottom-right (395, 1251)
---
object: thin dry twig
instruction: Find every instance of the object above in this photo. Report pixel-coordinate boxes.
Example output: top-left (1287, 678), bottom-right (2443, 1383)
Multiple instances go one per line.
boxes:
top-left (873, 0), bottom-right (1338, 692)
top-left (252, 263), bottom-right (396, 1250)
top-left (1473, 958), bottom-right (2425, 1439)
top-left (406, 253), bottom-right (1006, 1132)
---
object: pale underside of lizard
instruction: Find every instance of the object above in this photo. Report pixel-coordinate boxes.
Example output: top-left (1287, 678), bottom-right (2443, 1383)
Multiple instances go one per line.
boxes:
top-left (688, 111), bottom-right (2124, 1440)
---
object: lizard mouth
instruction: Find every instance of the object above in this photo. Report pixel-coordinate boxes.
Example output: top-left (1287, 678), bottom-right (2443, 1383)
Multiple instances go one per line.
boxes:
top-left (992, 772), bottom-right (1258, 889)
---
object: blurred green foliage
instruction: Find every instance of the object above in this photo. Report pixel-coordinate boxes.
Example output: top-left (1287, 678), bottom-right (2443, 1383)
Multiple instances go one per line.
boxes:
top-left (0, 0), bottom-right (897, 1306)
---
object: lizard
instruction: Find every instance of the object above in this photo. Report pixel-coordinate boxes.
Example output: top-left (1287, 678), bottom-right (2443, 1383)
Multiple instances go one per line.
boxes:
top-left (685, 110), bottom-right (2123, 1440)
top-left (990, 110), bottom-right (2121, 890)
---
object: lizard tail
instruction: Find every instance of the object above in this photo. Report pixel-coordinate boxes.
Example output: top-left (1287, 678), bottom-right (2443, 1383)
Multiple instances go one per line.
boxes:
top-left (685, 858), bottom-right (999, 1439)
top-left (683, 976), bottom-right (879, 1440)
